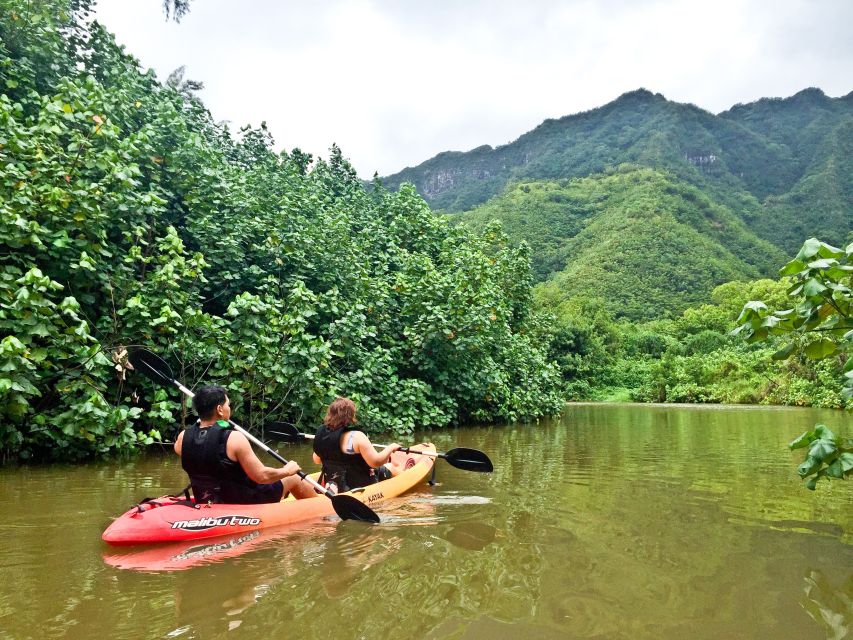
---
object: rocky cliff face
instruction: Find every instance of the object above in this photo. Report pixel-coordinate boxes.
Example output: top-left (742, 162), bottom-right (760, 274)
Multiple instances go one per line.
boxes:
top-left (684, 154), bottom-right (718, 173)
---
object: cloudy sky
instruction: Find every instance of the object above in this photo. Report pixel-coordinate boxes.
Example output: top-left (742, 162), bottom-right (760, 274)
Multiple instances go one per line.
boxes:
top-left (94, 0), bottom-right (853, 178)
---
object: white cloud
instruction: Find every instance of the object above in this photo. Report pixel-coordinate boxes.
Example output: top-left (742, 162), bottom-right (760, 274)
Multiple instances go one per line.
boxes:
top-left (94, 0), bottom-right (853, 177)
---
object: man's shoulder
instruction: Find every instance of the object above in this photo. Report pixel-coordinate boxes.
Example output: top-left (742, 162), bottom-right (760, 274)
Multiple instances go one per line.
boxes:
top-left (224, 428), bottom-right (249, 448)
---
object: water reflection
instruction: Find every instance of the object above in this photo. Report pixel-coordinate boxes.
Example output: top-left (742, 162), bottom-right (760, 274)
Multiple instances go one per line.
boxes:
top-left (443, 522), bottom-right (497, 551)
top-left (801, 569), bottom-right (852, 640)
top-left (161, 522), bottom-right (411, 636)
top-left (102, 521), bottom-right (338, 572)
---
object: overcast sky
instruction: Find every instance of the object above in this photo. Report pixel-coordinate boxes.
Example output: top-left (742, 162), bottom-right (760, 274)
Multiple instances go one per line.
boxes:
top-left (93, 0), bottom-right (853, 178)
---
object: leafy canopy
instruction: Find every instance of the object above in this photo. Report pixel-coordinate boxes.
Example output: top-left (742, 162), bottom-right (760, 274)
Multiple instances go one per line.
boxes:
top-left (0, 0), bottom-right (563, 462)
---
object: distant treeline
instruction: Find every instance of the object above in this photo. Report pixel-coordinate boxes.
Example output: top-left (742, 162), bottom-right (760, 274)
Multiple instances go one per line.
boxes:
top-left (535, 277), bottom-right (847, 409)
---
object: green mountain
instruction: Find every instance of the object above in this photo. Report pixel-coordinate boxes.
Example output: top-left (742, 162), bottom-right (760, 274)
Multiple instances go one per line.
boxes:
top-left (720, 91), bottom-right (853, 251)
top-left (455, 167), bottom-right (787, 320)
top-left (382, 88), bottom-right (852, 253)
top-left (382, 89), bottom-right (851, 321)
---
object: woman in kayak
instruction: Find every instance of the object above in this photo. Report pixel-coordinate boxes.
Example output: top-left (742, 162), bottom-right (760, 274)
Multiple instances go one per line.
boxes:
top-left (312, 397), bottom-right (402, 494)
top-left (175, 385), bottom-right (315, 504)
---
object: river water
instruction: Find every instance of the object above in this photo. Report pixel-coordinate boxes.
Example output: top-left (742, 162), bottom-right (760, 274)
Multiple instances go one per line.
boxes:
top-left (0, 404), bottom-right (850, 640)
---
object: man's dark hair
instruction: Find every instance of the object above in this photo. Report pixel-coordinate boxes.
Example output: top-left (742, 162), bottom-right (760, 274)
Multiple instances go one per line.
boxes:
top-left (193, 385), bottom-right (228, 420)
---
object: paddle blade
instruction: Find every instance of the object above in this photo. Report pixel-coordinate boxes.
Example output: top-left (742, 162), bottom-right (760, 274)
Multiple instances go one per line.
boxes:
top-left (444, 447), bottom-right (494, 473)
top-left (265, 422), bottom-right (303, 444)
top-left (128, 349), bottom-right (175, 386)
top-left (331, 495), bottom-right (380, 523)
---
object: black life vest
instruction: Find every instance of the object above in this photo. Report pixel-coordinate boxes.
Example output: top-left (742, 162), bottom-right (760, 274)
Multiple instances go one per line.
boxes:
top-left (313, 425), bottom-right (376, 492)
top-left (181, 421), bottom-right (276, 504)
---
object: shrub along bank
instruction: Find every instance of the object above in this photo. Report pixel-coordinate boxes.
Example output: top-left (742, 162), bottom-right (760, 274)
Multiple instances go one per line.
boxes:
top-left (535, 276), bottom-right (848, 409)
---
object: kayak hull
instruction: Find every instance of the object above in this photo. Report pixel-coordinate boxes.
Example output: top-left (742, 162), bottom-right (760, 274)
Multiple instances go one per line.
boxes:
top-left (102, 443), bottom-right (435, 545)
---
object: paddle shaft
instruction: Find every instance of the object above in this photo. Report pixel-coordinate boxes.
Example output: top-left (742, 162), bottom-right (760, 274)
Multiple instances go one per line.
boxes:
top-left (296, 431), bottom-right (440, 460)
top-left (267, 422), bottom-right (491, 472)
top-left (166, 379), bottom-right (334, 498)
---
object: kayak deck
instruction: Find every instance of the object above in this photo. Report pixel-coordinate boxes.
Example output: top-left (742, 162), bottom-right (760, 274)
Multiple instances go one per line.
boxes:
top-left (102, 443), bottom-right (436, 545)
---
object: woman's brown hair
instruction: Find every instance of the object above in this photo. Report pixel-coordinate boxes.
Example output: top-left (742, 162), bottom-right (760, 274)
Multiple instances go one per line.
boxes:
top-left (324, 397), bottom-right (357, 430)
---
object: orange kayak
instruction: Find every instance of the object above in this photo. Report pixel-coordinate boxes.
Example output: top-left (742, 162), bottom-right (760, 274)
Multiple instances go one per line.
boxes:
top-left (102, 444), bottom-right (436, 545)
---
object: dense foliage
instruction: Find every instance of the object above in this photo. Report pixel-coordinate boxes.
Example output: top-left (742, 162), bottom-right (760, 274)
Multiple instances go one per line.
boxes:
top-left (733, 238), bottom-right (852, 400)
top-left (534, 277), bottom-right (847, 410)
top-left (788, 424), bottom-right (852, 490)
top-left (0, 1), bottom-right (562, 462)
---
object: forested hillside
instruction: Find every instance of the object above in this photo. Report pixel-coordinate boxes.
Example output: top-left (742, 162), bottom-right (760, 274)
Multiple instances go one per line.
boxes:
top-left (452, 167), bottom-right (787, 319)
top-left (385, 90), bottom-right (850, 407)
top-left (383, 86), bottom-right (850, 327)
top-left (382, 87), bottom-right (852, 254)
top-left (0, 0), bottom-right (563, 461)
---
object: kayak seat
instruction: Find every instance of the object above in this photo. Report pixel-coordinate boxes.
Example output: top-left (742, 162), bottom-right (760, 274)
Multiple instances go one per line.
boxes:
top-left (134, 494), bottom-right (198, 514)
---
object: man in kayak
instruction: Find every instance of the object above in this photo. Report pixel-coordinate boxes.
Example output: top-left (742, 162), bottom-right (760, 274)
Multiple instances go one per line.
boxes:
top-left (312, 397), bottom-right (402, 493)
top-left (175, 385), bottom-right (315, 504)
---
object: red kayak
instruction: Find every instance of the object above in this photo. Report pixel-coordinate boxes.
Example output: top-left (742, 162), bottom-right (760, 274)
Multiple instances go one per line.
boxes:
top-left (102, 489), bottom-right (442, 572)
top-left (102, 444), bottom-right (436, 546)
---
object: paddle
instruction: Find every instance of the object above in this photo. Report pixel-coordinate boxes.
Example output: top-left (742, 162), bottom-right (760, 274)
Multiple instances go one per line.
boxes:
top-left (269, 422), bottom-right (494, 473)
top-left (127, 348), bottom-right (380, 524)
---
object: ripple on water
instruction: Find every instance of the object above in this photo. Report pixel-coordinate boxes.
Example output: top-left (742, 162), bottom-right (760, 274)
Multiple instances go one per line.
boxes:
top-left (423, 493), bottom-right (492, 506)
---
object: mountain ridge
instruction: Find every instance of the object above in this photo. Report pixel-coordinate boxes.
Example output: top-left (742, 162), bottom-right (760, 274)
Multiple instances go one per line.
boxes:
top-left (381, 88), bottom-right (852, 254)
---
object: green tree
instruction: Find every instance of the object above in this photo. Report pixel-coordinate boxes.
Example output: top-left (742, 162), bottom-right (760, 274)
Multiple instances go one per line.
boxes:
top-left (734, 238), bottom-right (852, 488)
top-left (0, 0), bottom-right (562, 461)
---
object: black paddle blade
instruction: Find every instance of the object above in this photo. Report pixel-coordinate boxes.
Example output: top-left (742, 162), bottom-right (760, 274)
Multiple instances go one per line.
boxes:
top-left (128, 348), bottom-right (175, 386)
top-left (331, 495), bottom-right (380, 523)
top-left (265, 423), bottom-right (303, 444)
top-left (443, 447), bottom-right (494, 473)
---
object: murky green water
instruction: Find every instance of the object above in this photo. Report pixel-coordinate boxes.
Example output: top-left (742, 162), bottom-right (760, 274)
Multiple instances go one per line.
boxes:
top-left (0, 404), bottom-right (850, 640)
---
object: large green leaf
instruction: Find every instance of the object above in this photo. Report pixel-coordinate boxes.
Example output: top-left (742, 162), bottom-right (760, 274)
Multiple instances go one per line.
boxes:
top-left (816, 241), bottom-right (844, 259)
top-left (803, 339), bottom-right (837, 359)
top-left (797, 456), bottom-right (820, 478)
top-left (802, 278), bottom-right (827, 298)
top-left (795, 238), bottom-right (823, 261)
top-left (824, 458), bottom-right (845, 479)
top-left (813, 424), bottom-right (835, 440)
top-left (838, 452), bottom-right (853, 474)
top-left (806, 258), bottom-right (837, 270)
top-left (807, 439), bottom-right (837, 463)
top-left (771, 342), bottom-right (796, 360)
top-left (779, 259), bottom-right (807, 277)
top-left (788, 430), bottom-right (813, 450)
